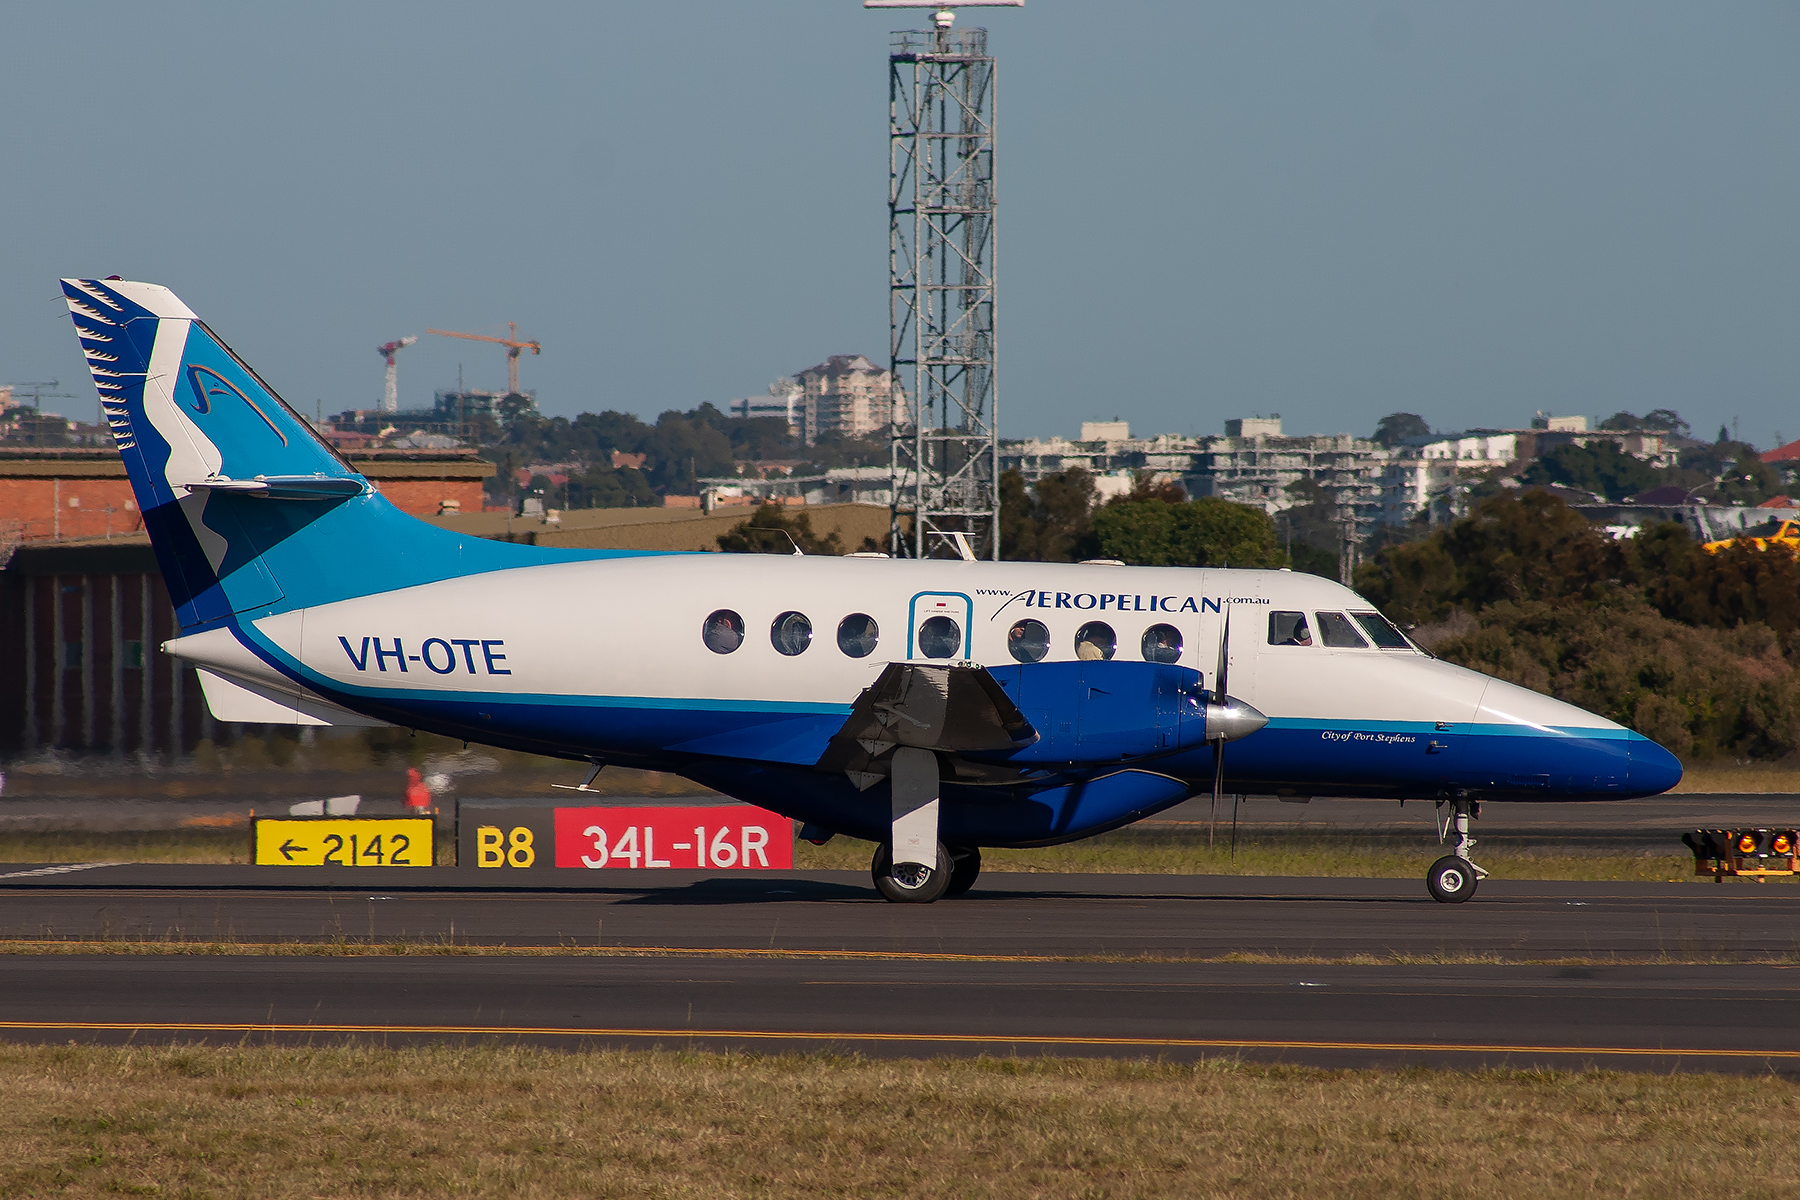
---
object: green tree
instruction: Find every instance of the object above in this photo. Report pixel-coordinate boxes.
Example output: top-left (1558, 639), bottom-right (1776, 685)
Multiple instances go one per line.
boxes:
top-left (716, 503), bottom-right (844, 554)
top-left (1372, 413), bottom-right (1431, 448)
top-left (1355, 490), bottom-right (1624, 625)
top-left (1519, 441), bottom-right (1660, 501)
top-left (1428, 600), bottom-right (1800, 761)
top-left (999, 467), bottom-right (1098, 561)
top-left (565, 465), bottom-right (656, 508)
top-left (1092, 497), bottom-right (1285, 568)
top-left (642, 409), bottom-right (735, 494)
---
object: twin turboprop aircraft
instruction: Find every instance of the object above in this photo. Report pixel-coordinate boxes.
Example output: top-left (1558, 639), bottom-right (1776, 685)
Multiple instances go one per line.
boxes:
top-left (63, 278), bottom-right (1684, 903)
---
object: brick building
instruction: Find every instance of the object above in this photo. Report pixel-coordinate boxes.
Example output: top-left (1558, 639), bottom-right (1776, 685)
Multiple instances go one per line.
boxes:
top-left (0, 447), bottom-right (495, 547)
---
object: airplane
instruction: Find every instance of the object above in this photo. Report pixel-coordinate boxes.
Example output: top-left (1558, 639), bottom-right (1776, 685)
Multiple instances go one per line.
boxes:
top-left (61, 277), bottom-right (1684, 904)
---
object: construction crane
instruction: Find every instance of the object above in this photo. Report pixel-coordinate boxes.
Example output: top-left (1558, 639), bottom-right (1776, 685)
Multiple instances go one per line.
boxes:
top-left (426, 323), bottom-right (541, 396)
top-left (376, 337), bottom-right (417, 414)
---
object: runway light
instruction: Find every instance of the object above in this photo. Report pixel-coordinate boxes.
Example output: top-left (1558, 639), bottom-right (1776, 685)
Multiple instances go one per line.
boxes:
top-left (1737, 832), bottom-right (1760, 855)
top-left (1775, 833), bottom-right (1794, 856)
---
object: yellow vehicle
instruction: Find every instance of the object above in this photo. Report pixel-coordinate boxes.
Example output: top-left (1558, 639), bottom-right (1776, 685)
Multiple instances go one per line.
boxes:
top-left (1702, 518), bottom-right (1800, 554)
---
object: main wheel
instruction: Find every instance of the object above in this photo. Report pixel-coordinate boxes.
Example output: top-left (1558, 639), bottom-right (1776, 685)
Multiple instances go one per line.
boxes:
top-left (871, 841), bottom-right (952, 904)
top-left (944, 847), bottom-right (982, 898)
top-left (1426, 855), bottom-right (1479, 904)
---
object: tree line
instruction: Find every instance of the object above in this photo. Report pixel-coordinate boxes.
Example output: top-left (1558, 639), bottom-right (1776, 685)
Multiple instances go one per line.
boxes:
top-left (480, 405), bottom-right (885, 509)
top-left (1357, 490), bottom-right (1800, 761)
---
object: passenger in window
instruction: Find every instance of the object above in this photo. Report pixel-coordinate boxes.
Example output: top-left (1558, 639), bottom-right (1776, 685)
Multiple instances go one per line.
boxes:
top-left (1268, 611), bottom-right (1312, 646)
top-left (1008, 618), bottom-right (1050, 663)
top-left (1141, 623), bottom-right (1183, 664)
top-left (703, 609), bottom-right (745, 654)
top-left (1074, 621), bottom-right (1116, 661)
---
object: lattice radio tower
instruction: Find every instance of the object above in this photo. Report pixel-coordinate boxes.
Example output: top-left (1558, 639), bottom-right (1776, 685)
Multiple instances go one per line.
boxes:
top-left (868, 0), bottom-right (1021, 559)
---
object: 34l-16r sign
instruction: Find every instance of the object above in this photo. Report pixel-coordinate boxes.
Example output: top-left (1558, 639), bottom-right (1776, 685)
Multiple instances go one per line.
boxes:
top-left (459, 804), bottom-right (793, 871)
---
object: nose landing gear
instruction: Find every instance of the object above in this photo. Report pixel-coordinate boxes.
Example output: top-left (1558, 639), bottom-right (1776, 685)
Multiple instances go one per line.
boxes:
top-left (1427, 796), bottom-right (1487, 903)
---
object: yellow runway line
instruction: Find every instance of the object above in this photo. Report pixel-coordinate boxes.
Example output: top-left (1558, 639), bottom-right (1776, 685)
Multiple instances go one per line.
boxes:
top-left (0, 1020), bottom-right (1795, 1059)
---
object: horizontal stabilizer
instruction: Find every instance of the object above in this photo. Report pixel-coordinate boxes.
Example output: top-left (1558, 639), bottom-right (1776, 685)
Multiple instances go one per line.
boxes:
top-left (195, 668), bottom-right (393, 728)
top-left (183, 475), bottom-right (366, 500)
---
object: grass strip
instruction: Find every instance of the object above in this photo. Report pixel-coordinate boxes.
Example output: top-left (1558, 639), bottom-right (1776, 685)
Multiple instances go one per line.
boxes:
top-left (2, 1043), bottom-right (1797, 1199)
top-left (0, 939), bottom-right (1797, 967)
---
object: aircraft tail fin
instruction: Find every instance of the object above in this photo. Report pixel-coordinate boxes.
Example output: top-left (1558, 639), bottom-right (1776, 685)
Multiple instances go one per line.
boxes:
top-left (62, 278), bottom-right (370, 628)
top-left (63, 278), bottom-right (640, 633)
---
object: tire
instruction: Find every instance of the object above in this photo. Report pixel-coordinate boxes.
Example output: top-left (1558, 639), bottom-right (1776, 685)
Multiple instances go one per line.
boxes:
top-left (944, 847), bottom-right (982, 898)
top-left (1426, 855), bottom-right (1479, 904)
top-left (872, 841), bottom-right (952, 904)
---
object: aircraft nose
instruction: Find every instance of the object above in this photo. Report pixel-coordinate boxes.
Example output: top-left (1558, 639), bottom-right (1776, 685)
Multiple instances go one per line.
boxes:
top-left (1628, 737), bottom-right (1683, 796)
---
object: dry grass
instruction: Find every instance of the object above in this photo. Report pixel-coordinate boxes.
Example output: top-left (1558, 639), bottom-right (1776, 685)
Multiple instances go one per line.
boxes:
top-left (1672, 763), bottom-right (1800, 793)
top-left (0, 829), bottom-right (456, 867)
top-left (1, 1043), bottom-right (1795, 1199)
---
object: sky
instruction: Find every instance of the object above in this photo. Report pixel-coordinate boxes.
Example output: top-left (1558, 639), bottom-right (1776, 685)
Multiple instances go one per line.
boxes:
top-left (2, 2), bottom-right (1796, 447)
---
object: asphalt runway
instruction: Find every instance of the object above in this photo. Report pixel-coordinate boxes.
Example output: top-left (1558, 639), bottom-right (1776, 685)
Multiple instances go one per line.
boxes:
top-left (3, 865), bottom-right (1800, 1071)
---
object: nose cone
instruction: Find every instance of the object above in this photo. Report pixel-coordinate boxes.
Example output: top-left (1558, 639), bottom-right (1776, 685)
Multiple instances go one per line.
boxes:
top-left (1205, 697), bottom-right (1269, 743)
top-left (1628, 736), bottom-right (1683, 797)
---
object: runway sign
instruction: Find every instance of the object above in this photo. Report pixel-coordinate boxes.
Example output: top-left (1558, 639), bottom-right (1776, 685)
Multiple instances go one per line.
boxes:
top-left (253, 818), bottom-right (435, 867)
top-left (458, 804), bottom-right (793, 870)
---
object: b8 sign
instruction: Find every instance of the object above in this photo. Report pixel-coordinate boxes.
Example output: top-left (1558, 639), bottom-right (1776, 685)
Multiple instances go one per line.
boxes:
top-left (552, 805), bottom-right (793, 870)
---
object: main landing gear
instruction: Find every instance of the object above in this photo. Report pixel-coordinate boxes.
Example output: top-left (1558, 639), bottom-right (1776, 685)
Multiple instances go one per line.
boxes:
top-left (1427, 796), bottom-right (1487, 904)
top-left (871, 842), bottom-right (981, 904)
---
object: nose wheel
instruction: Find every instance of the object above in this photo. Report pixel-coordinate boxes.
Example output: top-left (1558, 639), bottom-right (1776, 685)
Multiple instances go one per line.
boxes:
top-left (1427, 797), bottom-right (1488, 904)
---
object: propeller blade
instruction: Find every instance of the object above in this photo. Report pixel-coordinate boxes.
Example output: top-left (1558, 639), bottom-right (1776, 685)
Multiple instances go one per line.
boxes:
top-left (1230, 791), bottom-right (1241, 861)
top-left (1209, 738), bottom-right (1224, 850)
top-left (1215, 607), bottom-right (1231, 700)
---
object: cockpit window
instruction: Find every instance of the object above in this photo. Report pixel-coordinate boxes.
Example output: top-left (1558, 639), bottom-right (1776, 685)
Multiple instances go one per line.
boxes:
top-left (1141, 623), bottom-right (1183, 663)
top-left (1268, 611), bottom-right (1311, 646)
top-left (917, 614), bottom-right (962, 659)
top-left (1008, 618), bottom-right (1050, 663)
top-left (702, 609), bottom-right (744, 654)
top-left (771, 611), bottom-right (813, 656)
top-left (1316, 612), bottom-right (1369, 648)
top-left (1352, 611), bottom-right (1412, 650)
top-left (1074, 622), bottom-right (1116, 661)
top-left (837, 613), bottom-right (879, 658)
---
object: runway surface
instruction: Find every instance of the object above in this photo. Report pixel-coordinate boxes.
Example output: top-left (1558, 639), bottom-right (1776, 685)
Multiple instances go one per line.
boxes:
top-left (3, 865), bottom-right (1799, 1071)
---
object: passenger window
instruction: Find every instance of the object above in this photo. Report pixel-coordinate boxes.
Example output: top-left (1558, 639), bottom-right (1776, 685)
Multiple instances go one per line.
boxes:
top-left (917, 614), bottom-right (962, 659)
top-left (1008, 618), bottom-right (1050, 663)
top-left (1352, 611), bottom-right (1412, 650)
top-left (1074, 622), bottom-right (1116, 661)
top-left (1316, 612), bottom-right (1369, 648)
top-left (837, 613), bottom-right (879, 658)
top-left (771, 611), bottom-right (813, 656)
top-left (1268, 611), bottom-right (1312, 646)
top-left (1141, 623), bottom-right (1183, 664)
top-left (702, 609), bottom-right (744, 654)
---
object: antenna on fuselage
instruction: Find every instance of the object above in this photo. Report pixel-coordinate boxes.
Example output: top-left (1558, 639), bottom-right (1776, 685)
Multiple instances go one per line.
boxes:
top-left (746, 526), bottom-right (805, 556)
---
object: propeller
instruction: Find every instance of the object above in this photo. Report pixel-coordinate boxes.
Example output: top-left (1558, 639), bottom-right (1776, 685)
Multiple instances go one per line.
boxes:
top-left (1203, 607), bottom-right (1269, 857)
